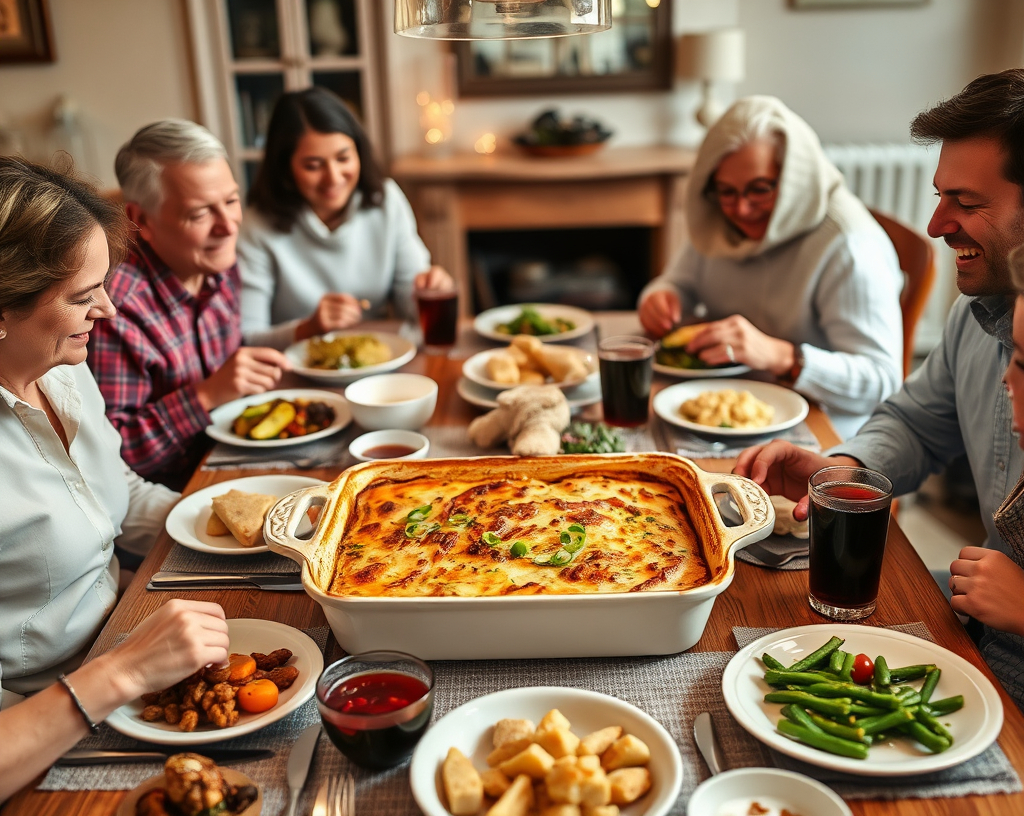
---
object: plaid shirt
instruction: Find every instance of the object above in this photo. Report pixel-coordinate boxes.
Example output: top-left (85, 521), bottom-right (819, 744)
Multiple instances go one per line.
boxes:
top-left (87, 240), bottom-right (242, 487)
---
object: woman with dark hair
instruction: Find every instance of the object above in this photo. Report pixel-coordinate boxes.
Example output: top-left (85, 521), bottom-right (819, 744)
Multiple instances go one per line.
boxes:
top-left (238, 87), bottom-right (453, 347)
top-left (0, 155), bottom-right (229, 800)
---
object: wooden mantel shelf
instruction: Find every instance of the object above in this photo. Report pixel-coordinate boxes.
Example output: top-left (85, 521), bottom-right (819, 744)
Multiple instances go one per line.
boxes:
top-left (391, 146), bottom-right (696, 315)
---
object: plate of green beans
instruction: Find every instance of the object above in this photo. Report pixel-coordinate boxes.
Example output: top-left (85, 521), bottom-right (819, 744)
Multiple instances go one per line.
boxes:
top-left (722, 624), bottom-right (1004, 775)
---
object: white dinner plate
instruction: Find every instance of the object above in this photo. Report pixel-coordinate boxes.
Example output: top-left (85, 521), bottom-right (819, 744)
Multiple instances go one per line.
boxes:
top-left (462, 347), bottom-right (598, 392)
top-left (284, 331), bottom-right (416, 384)
top-left (165, 475), bottom-right (325, 556)
top-left (652, 359), bottom-right (751, 379)
top-left (107, 618), bottom-right (324, 746)
top-left (205, 389), bottom-right (351, 448)
top-left (409, 686), bottom-right (682, 816)
top-left (722, 624), bottom-right (1004, 776)
top-left (456, 375), bottom-right (601, 413)
top-left (652, 379), bottom-right (808, 438)
top-left (473, 303), bottom-right (595, 343)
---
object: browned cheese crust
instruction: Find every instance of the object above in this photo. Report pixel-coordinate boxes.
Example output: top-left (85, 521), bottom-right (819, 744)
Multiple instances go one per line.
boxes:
top-left (327, 471), bottom-right (711, 597)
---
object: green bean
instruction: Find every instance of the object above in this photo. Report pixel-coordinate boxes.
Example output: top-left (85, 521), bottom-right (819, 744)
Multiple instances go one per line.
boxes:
top-left (788, 636), bottom-right (846, 672)
top-left (829, 649), bottom-right (846, 674)
top-left (762, 653), bottom-right (786, 671)
top-left (888, 663), bottom-right (935, 683)
top-left (873, 654), bottom-right (891, 688)
top-left (848, 702), bottom-right (888, 717)
top-left (807, 712), bottom-right (870, 743)
top-left (764, 691), bottom-right (852, 717)
top-left (898, 720), bottom-right (950, 753)
top-left (802, 682), bottom-right (901, 709)
top-left (765, 670), bottom-right (836, 686)
top-left (776, 720), bottom-right (869, 759)
top-left (855, 707), bottom-right (914, 735)
top-left (924, 695), bottom-right (964, 715)
top-left (781, 704), bottom-right (824, 732)
top-left (914, 707), bottom-right (954, 745)
top-left (840, 651), bottom-right (856, 683)
top-left (919, 667), bottom-right (941, 704)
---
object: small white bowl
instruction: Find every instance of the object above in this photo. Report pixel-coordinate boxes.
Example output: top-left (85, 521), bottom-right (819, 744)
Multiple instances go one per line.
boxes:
top-left (349, 430), bottom-right (430, 462)
top-left (687, 768), bottom-right (851, 816)
top-left (343, 373), bottom-right (438, 431)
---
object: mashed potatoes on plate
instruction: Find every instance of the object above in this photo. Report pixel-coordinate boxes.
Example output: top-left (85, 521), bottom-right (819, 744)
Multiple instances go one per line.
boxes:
top-left (679, 389), bottom-right (774, 430)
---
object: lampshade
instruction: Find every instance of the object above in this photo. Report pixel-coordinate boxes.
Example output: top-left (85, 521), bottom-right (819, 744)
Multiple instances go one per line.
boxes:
top-left (676, 28), bottom-right (746, 83)
top-left (395, 0), bottom-right (612, 41)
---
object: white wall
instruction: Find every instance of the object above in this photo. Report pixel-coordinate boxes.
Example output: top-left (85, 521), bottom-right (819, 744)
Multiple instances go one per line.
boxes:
top-left (0, 0), bottom-right (196, 187)
top-left (384, 0), bottom-right (1024, 156)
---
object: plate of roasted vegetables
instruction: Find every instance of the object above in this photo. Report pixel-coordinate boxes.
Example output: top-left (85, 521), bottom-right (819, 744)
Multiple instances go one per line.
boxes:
top-left (284, 330), bottom-right (416, 383)
top-left (653, 323), bottom-right (750, 378)
top-left (474, 304), bottom-right (594, 343)
top-left (117, 756), bottom-right (261, 816)
top-left (107, 618), bottom-right (323, 746)
top-left (206, 389), bottom-right (351, 448)
top-left (722, 624), bottom-right (1003, 775)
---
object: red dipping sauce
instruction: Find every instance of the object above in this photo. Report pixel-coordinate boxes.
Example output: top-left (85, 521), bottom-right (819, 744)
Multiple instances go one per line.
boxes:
top-left (362, 444), bottom-right (418, 459)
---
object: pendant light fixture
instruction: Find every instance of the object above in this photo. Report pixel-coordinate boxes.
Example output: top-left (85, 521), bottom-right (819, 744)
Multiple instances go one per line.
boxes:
top-left (395, 0), bottom-right (612, 41)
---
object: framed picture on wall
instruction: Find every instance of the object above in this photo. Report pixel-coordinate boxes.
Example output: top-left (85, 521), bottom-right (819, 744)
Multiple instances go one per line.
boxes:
top-left (0, 0), bottom-right (54, 64)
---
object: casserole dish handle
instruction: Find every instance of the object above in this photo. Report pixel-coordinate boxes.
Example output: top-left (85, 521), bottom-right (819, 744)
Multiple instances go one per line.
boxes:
top-left (691, 469), bottom-right (774, 554)
top-left (263, 483), bottom-right (333, 571)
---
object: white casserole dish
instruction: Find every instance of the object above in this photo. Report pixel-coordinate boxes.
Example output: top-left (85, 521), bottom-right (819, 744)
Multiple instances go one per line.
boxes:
top-left (264, 453), bottom-right (773, 659)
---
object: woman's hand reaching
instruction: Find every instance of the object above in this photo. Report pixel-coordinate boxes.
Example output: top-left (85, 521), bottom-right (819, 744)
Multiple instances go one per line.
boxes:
top-left (296, 293), bottom-right (364, 340)
top-left (950, 547), bottom-right (1024, 636)
top-left (638, 291), bottom-right (682, 338)
top-left (685, 314), bottom-right (797, 375)
top-left (415, 265), bottom-right (455, 291)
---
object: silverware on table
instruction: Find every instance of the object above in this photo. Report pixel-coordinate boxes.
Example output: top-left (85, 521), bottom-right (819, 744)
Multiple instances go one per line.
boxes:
top-left (147, 571), bottom-right (304, 591)
top-left (337, 771), bottom-right (355, 816)
top-left (311, 777), bottom-right (330, 816)
top-left (285, 723), bottom-right (321, 816)
top-left (693, 711), bottom-right (725, 776)
top-left (55, 747), bottom-right (274, 766)
top-left (743, 540), bottom-right (809, 568)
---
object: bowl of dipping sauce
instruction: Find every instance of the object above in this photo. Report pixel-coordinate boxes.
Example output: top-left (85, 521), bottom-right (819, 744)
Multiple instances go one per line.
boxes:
top-left (344, 373), bottom-right (437, 431)
top-left (687, 768), bottom-right (851, 816)
top-left (349, 429), bottom-right (430, 463)
top-left (316, 650), bottom-right (434, 770)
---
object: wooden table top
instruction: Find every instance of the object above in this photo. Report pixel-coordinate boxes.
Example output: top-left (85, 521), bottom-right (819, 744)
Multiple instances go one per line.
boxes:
top-left (7, 328), bottom-right (1024, 816)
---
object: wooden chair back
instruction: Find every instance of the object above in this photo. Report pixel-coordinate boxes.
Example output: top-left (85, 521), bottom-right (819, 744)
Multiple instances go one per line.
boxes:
top-left (869, 208), bottom-right (937, 378)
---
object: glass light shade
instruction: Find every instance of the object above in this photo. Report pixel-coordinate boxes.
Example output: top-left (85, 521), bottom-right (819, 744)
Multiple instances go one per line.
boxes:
top-left (395, 0), bottom-right (612, 40)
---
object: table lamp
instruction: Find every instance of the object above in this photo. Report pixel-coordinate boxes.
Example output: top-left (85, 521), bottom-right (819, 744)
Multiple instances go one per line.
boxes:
top-left (676, 28), bottom-right (746, 129)
top-left (395, 0), bottom-right (611, 40)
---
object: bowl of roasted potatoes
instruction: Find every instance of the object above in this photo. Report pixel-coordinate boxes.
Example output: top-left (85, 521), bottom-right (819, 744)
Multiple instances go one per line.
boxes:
top-left (463, 336), bottom-right (597, 392)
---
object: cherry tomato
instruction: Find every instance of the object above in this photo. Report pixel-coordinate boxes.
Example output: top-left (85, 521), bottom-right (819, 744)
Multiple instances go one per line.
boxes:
top-left (237, 679), bottom-right (280, 713)
top-left (850, 653), bottom-right (874, 685)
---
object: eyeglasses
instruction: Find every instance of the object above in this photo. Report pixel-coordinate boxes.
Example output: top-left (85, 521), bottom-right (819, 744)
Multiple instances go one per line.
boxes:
top-left (706, 177), bottom-right (779, 208)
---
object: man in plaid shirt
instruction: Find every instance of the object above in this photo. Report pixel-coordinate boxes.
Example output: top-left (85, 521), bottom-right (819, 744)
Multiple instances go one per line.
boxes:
top-left (88, 121), bottom-right (291, 489)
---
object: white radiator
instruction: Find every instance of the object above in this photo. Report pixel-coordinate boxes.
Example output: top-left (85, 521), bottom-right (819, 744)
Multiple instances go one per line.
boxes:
top-left (824, 142), bottom-right (952, 355)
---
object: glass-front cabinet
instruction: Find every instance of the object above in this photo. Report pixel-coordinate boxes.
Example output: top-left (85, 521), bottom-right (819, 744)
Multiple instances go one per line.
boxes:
top-left (186, 0), bottom-right (387, 191)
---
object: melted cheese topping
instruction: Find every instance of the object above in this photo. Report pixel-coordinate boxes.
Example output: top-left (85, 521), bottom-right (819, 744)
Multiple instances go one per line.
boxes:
top-left (327, 471), bottom-right (711, 597)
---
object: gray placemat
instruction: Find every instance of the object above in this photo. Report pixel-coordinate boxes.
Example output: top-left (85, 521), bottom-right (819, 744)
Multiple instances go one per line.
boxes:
top-left (202, 428), bottom-right (358, 471)
top-left (159, 542), bottom-right (300, 575)
top-left (732, 624), bottom-right (1022, 800)
top-left (666, 419), bottom-right (821, 460)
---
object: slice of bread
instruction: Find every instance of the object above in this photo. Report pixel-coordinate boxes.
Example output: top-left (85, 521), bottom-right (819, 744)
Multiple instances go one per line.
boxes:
top-left (206, 508), bottom-right (230, 536)
top-left (210, 490), bottom-right (278, 548)
top-left (661, 322), bottom-right (709, 349)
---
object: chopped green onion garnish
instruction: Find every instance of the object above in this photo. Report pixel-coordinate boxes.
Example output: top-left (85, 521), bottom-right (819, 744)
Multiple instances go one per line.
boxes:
top-left (482, 531), bottom-right (502, 547)
top-left (405, 521), bottom-right (440, 539)
top-left (510, 541), bottom-right (529, 558)
top-left (406, 505), bottom-right (433, 522)
top-left (447, 513), bottom-right (474, 528)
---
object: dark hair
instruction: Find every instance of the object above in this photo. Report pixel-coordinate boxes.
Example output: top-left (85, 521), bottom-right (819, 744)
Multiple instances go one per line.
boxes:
top-left (247, 87), bottom-right (385, 231)
top-left (0, 154), bottom-right (130, 317)
top-left (910, 68), bottom-right (1024, 192)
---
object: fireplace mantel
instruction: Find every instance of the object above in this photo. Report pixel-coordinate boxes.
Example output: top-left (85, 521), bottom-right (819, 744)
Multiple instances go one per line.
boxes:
top-left (391, 146), bottom-right (696, 315)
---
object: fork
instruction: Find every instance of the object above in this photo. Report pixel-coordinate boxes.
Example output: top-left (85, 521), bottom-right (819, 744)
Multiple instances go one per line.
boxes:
top-left (743, 540), bottom-right (809, 568)
top-left (330, 772), bottom-right (356, 816)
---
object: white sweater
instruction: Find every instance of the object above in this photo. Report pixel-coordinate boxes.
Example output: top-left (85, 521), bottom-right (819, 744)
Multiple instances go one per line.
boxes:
top-left (237, 179), bottom-right (432, 349)
top-left (641, 96), bottom-right (903, 439)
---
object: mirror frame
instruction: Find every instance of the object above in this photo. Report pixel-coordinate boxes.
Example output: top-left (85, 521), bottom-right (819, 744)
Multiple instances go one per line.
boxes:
top-left (454, 0), bottom-right (673, 97)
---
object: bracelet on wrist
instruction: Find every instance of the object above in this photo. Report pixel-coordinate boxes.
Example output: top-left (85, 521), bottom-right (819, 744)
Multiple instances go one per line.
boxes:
top-left (58, 673), bottom-right (100, 735)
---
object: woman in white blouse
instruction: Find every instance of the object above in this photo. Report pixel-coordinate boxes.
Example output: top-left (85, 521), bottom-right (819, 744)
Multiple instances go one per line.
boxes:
top-left (0, 156), bottom-right (230, 801)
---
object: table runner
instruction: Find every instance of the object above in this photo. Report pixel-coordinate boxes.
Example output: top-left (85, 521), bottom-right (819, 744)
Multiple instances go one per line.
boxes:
top-left (42, 622), bottom-right (1020, 812)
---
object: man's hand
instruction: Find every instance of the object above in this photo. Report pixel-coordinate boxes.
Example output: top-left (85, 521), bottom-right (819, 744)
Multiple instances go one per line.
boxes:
top-left (295, 293), bottom-right (363, 340)
top-left (415, 265), bottom-right (454, 291)
top-left (194, 346), bottom-right (290, 410)
top-left (733, 442), bottom-right (857, 519)
top-left (685, 315), bottom-right (796, 375)
top-left (638, 291), bottom-right (681, 338)
top-left (950, 547), bottom-right (1024, 636)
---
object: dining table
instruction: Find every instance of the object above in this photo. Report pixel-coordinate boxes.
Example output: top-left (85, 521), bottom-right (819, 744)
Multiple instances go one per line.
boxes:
top-left (6, 312), bottom-right (1024, 816)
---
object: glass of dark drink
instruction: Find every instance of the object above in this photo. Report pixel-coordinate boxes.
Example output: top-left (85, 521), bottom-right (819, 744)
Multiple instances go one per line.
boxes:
top-left (808, 466), bottom-right (893, 621)
top-left (415, 288), bottom-right (459, 353)
top-left (316, 650), bottom-right (434, 770)
top-left (598, 336), bottom-right (655, 427)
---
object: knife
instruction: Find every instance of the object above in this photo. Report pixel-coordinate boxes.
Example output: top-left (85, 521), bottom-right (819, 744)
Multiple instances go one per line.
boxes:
top-left (693, 711), bottom-right (725, 776)
top-left (286, 723), bottom-right (322, 816)
top-left (147, 571), bottom-right (304, 591)
top-left (56, 747), bottom-right (274, 766)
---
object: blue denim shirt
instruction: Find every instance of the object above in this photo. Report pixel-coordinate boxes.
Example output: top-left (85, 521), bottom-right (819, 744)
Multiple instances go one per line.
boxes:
top-left (831, 294), bottom-right (1021, 556)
